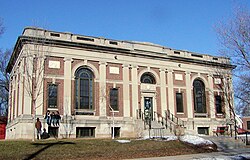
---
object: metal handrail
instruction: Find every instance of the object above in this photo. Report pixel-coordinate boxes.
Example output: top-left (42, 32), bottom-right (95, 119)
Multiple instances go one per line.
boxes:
top-left (165, 109), bottom-right (185, 127)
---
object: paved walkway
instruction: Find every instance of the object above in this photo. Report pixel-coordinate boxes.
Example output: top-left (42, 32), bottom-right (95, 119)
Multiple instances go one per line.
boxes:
top-left (132, 136), bottom-right (250, 160)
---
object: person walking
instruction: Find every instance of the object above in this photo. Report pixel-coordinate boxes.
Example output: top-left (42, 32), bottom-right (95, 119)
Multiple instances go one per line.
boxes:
top-left (35, 118), bottom-right (42, 140)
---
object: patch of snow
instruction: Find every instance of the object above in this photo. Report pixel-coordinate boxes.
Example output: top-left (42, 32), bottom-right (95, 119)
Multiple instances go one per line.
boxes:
top-left (231, 154), bottom-right (250, 160)
top-left (140, 135), bottom-right (178, 141)
top-left (179, 135), bottom-right (213, 145)
top-left (162, 136), bottom-right (178, 141)
top-left (116, 140), bottom-right (131, 143)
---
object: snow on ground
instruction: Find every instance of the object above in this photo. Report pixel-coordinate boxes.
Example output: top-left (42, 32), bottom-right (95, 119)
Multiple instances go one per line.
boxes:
top-left (141, 135), bottom-right (178, 141)
top-left (162, 135), bottom-right (178, 141)
top-left (116, 135), bottom-right (250, 159)
top-left (115, 140), bottom-right (131, 143)
top-left (179, 135), bottom-right (213, 145)
top-left (196, 154), bottom-right (250, 160)
top-left (141, 134), bottom-right (212, 145)
top-left (231, 154), bottom-right (250, 160)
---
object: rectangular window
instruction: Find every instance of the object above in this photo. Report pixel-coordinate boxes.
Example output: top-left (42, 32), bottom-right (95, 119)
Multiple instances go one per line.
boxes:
top-left (48, 84), bottom-right (58, 108)
top-left (76, 127), bottom-right (95, 138)
top-left (215, 95), bottom-right (223, 114)
top-left (247, 121), bottom-right (250, 130)
top-left (110, 88), bottom-right (119, 111)
top-left (198, 127), bottom-right (209, 135)
top-left (176, 93), bottom-right (183, 113)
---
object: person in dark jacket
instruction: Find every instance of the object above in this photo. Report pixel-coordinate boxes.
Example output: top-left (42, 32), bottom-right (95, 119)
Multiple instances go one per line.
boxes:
top-left (51, 112), bottom-right (56, 126)
top-left (35, 118), bottom-right (42, 140)
top-left (55, 111), bottom-right (61, 126)
top-left (45, 110), bottom-right (51, 126)
top-left (41, 128), bottom-right (50, 139)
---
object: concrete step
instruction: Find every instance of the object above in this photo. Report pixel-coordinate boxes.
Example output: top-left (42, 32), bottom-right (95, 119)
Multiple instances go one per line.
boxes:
top-left (202, 136), bottom-right (247, 151)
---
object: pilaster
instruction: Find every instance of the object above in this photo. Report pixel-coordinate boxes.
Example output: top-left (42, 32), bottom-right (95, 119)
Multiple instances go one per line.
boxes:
top-left (131, 65), bottom-right (138, 118)
top-left (167, 69), bottom-right (174, 114)
top-left (99, 61), bottom-right (107, 117)
top-left (185, 71), bottom-right (193, 118)
top-left (63, 58), bottom-right (73, 116)
top-left (208, 74), bottom-right (215, 118)
top-left (122, 64), bottom-right (130, 117)
top-left (160, 68), bottom-right (167, 116)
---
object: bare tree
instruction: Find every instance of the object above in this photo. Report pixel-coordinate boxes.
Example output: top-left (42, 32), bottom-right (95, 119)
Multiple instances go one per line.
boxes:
top-left (211, 67), bottom-right (237, 138)
top-left (0, 19), bottom-right (10, 116)
top-left (215, 7), bottom-right (250, 116)
top-left (20, 28), bottom-right (51, 141)
top-left (0, 49), bottom-right (11, 116)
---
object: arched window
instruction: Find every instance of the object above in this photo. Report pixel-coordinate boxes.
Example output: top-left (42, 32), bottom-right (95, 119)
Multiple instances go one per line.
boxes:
top-left (193, 79), bottom-right (206, 113)
top-left (75, 68), bottom-right (94, 110)
top-left (141, 72), bottom-right (156, 84)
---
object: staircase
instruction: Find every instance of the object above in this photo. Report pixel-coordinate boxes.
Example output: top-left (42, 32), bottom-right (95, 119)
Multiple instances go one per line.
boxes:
top-left (203, 136), bottom-right (247, 151)
top-left (136, 109), bottom-right (186, 138)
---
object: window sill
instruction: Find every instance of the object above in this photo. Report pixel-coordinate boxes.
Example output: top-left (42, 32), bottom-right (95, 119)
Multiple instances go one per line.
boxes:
top-left (194, 113), bottom-right (208, 118)
top-left (110, 110), bottom-right (119, 113)
top-left (177, 112), bottom-right (184, 114)
top-left (75, 109), bottom-right (95, 115)
top-left (48, 108), bottom-right (58, 111)
top-left (216, 113), bottom-right (224, 116)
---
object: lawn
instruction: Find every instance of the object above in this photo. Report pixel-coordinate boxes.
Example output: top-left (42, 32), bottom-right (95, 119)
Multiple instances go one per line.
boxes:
top-left (0, 138), bottom-right (214, 160)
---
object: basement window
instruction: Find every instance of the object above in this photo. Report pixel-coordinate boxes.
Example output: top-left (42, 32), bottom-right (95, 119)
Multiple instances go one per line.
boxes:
top-left (109, 41), bottom-right (118, 45)
top-left (50, 33), bottom-right (60, 37)
top-left (77, 36), bottom-right (94, 42)
top-left (111, 127), bottom-right (120, 138)
top-left (76, 127), bottom-right (95, 138)
top-left (191, 54), bottom-right (203, 58)
top-left (198, 127), bottom-right (209, 135)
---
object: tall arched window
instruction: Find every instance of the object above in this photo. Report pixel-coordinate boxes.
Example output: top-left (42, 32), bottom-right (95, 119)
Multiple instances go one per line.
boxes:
top-left (193, 79), bottom-right (206, 113)
top-left (141, 72), bottom-right (156, 84)
top-left (75, 67), bottom-right (94, 110)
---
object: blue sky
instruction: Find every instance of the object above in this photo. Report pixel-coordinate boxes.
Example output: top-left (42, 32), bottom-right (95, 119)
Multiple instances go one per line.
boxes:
top-left (0, 0), bottom-right (249, 56)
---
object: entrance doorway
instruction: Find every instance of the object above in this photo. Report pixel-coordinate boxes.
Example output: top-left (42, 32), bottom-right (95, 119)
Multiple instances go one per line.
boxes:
top-left (144, 97), bottom-right (153, 121)
top-left (48, 126), bottom-right (59, 138)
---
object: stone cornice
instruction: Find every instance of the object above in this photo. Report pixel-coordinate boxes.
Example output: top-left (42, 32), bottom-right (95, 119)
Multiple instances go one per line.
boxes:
top-left (7, 28), bottom-right (236, 73)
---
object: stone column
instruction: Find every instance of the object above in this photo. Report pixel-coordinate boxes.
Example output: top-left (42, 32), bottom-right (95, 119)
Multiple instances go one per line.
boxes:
top-left (36, 57), bottom-right (45, 116)
top-left (99, 61), bottom-right (107, 117)
top-left (123, 64), bottom-right (130, 117)
top-left (23, 57), bottom-right (33, 116)
top-left (63, 58), bottom-right (73, 116)
top-left (208, 74), bottom-right (215, 118)
top-left (8, 80), bottom-right (12, 121)
top-left (185, 71), bottom-right (193, 118)
top-left (10, 78), bottom-right (15, 120)
top-left (167, 69), bottom-right (174, 114)
top-left (223, 77), bottom-right (232, 119)
top-left (160, 68), bottom-right (167, 116)
top-left (14, 73), bottom-right (19, 118)
top-left (131, 65), bottom-right (138, 118)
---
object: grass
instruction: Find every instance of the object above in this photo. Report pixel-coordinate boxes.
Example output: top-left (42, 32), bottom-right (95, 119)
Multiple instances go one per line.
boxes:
top-left (0, 138), bottom-right (214, 160)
